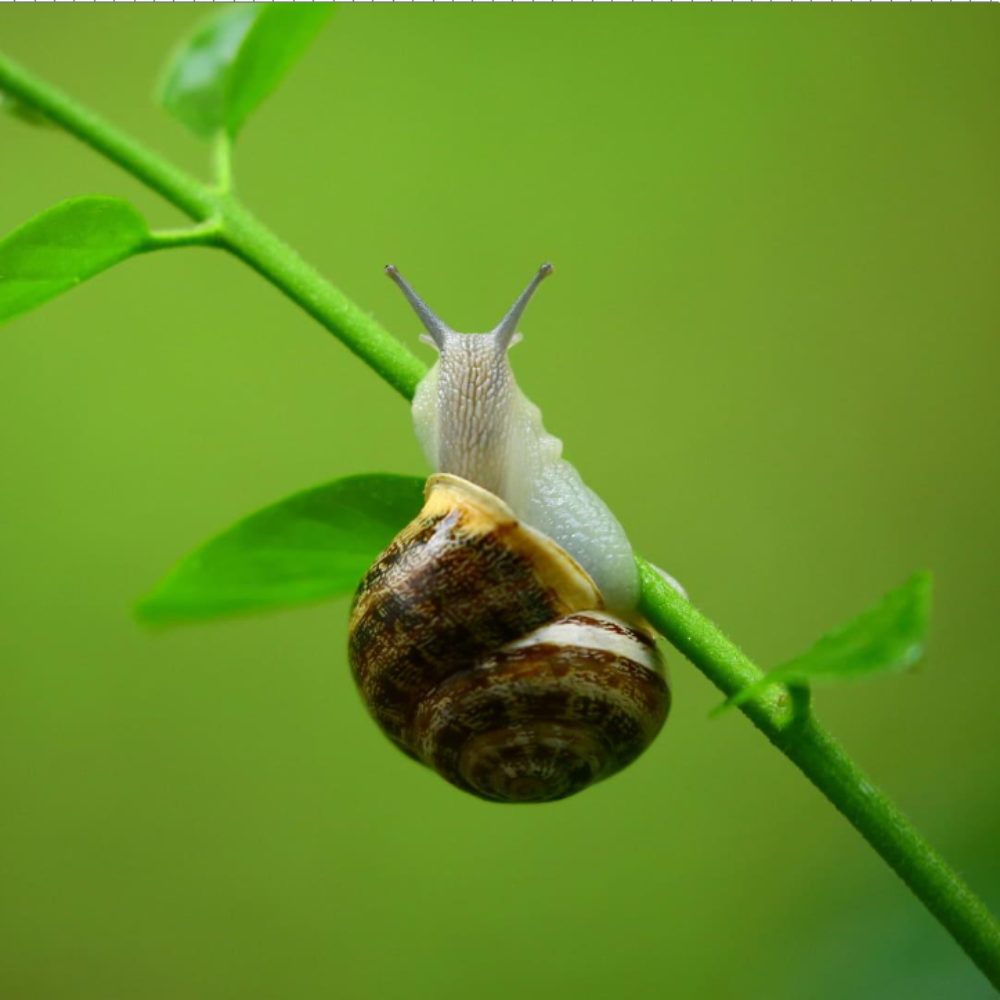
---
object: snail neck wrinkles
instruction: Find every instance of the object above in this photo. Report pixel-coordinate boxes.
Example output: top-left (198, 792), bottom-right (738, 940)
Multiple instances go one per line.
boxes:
top-left (434, 332), bottom-right (515, 501)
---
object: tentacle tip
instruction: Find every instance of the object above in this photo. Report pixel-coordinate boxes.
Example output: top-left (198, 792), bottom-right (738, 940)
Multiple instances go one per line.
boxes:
top-left (539, 262), bottom-right (554, 279)
top-left (384, 264), bottom-right (399, 278)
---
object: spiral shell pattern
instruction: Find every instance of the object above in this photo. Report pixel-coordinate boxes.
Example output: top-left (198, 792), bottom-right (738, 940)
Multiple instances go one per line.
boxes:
top-left (348, 474), bottom-right (669, 803)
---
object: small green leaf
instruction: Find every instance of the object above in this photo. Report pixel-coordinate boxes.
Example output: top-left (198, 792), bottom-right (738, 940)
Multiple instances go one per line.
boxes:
top-left (1, 91), bottom-right (54, 128)
top-left (717, 571), bottom-right (933, 713)
top-left (136, 474), bottom-right (425, 626)
top-left (158, 5), bottom-right (333, 140)
top-left (0, 197), bottom-right (149, 325)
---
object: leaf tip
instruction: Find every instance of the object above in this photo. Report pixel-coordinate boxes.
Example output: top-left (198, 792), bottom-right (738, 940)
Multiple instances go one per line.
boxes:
top-left (132, 593), bottom-right (171, 629)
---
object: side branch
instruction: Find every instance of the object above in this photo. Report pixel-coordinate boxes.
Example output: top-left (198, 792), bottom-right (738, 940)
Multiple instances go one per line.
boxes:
top-left (0, 50), bottom-right (426, 400)
top-left (145, 221), bottom-right (224, 252)
top-left (0, 52), bottom-right (212, 220)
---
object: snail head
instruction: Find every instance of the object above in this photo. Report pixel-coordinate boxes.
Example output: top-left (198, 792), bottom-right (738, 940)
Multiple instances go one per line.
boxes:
top-left (384, 263), bottom-right (553, 355)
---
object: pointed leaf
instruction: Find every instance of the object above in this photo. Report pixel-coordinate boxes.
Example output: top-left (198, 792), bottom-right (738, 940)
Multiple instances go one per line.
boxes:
top-left (717, 571), bottom-right (933, 713)
top-left (158, 5), bottom-right (333, 140)
top-left (136, 474), bottom-right (425, 626)
top-left (0, 197), bottom-right (149, 325)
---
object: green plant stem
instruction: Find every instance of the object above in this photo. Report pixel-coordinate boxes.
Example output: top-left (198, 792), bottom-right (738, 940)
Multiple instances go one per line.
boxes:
top-left (638, 563), bottom-right (1000, 987)
top-left (219, 197), bottom-right (425, 398)
top-left (0, 51), bottom-right (424, 399)
top-left (145, 220), bottom-right (223, 251)
top-left (0, 54), bottom-right (212, 219)
top-left (2, 49), bottom-right (998, 989)
top-left (212, 133), bottom-right (233, 194)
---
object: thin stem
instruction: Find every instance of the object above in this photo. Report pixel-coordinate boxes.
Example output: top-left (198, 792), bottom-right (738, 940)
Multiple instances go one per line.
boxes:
top-left (0, 52), bottom-right (211, 220)
top-left (218, 197), bottom-right (426, 399)
top-left (0, 50), bottom-right (425, 401)
top-left (212, 132), bottom-right (233, 195)
top-left (638, 562), bottom-right (1000, 986)
top-left (2, 47), bottom-right (998, 989)
top-left (145, 220), bottom-right (223, 252)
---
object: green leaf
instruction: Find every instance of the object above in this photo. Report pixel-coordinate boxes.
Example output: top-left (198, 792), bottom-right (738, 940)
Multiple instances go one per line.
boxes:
top-left (1, 91), bottom-right (54, 128)
top-left (158, 5), bottom-right (333, 140)
top-left (136, 474), bottom-right (426, 626)
top-left (0, 197), bottom-right (149, 325)
top-left (717, 571), bottom-right (933, 713)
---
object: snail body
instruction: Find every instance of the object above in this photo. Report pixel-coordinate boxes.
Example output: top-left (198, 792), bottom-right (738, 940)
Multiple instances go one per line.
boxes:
top-left (409, 264), bottom-right (638, 612)
top-left (348, 266), bottom-right (671, 803)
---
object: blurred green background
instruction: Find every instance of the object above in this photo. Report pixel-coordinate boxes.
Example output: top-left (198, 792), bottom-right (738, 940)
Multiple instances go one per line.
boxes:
top-left (1, 7), bottom-right (998, 999)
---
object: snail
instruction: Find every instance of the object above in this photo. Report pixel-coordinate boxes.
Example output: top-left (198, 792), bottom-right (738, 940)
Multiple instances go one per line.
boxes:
top-left (348, 264), bottom-right (672, 803)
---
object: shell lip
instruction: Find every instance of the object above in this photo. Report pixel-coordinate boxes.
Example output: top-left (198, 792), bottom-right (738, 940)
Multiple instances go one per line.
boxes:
top-left (424, 472), bottom-right (519, 524)
top-left (424, 473), bottom-right (658, 637)
top-left (423, 472), bottom-right (604, 616)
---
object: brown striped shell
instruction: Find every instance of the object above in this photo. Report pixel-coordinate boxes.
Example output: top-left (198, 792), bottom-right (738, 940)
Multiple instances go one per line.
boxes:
top-left (348, 473), bottom-right (669, 803)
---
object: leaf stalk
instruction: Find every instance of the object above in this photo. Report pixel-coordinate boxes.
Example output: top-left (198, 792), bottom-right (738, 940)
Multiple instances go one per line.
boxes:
top-left (212, 132), bottom-right (233, 195)
top-left (145, 219), bottom-right (224, 251)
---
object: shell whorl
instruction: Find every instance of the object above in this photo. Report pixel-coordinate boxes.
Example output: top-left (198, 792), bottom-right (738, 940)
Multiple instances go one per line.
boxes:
top-left (348, 474), bottom-right (669, 803)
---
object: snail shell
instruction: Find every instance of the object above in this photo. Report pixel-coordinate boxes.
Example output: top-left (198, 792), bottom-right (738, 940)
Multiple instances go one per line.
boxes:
top-left (349, 473), bottom-right (669, 803)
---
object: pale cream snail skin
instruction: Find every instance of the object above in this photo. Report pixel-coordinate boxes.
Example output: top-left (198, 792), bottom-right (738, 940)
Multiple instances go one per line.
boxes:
top-left (347, 265), bottom-right (673, 803)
